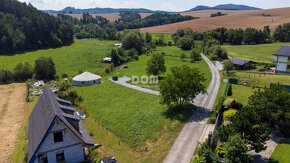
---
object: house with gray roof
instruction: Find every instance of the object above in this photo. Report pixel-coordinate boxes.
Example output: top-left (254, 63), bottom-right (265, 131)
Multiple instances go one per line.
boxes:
top-left (28, 87), bottom-right (94, 163)
top-left (229, 58), bottom-right (255, 70)
top-left (273, 45), bottom-right (290, 72)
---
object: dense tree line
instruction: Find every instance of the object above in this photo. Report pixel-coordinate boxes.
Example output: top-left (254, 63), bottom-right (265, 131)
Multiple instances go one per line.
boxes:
top-left (0, 56), bottom-right (56, 84)
top-left (0, 0), bottom-right (74, 54)
top-left (172, 26), bottom-right (272, 46)
top-left (273, 22), bottom-right (290, 42)
top-left (59, 12), bottom-right (198, 40)
top-left (114, 12), bottom-right (198, 31)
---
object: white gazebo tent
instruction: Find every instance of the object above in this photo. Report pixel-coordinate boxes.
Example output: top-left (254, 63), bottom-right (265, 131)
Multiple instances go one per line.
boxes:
top-left (72, 72), bottom-right (101, 86)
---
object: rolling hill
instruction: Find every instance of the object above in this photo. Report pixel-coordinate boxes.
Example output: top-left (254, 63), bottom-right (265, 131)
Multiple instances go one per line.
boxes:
top-left (139, 7), bottom-right (290, 33)
top-left (44, 4), bottom-right (261, 14)
top-left (188, 4), bottom-right (261, 11)
top-left (44, 6), bottom-right (168, 14)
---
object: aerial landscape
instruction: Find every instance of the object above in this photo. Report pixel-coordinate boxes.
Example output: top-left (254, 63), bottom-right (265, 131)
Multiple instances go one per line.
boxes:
top-left (0, 0), bottom-right (290, 163)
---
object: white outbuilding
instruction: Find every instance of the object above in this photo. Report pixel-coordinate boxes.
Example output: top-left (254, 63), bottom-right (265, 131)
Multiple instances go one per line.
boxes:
top-left (73, 72), bottom-right (101, 86)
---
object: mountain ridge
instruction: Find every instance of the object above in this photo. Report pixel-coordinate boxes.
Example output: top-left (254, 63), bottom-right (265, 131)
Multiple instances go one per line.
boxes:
top-left (188, 4), bottom-right (262, 11)
top-left (43, 4), bottom-right (262, 14)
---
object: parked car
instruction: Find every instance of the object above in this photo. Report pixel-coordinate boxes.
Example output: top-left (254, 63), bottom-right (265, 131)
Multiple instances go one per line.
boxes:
top-left (112, 76), bottom-right (118, 81)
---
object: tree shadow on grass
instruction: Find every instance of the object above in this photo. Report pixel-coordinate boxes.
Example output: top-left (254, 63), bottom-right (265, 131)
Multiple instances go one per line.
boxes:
top-left (162, 103), bottom-right (196, 123)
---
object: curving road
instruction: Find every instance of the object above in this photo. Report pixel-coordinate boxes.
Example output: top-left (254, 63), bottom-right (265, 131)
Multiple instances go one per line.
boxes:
top-left (164, 54), bottom-right (220, 163)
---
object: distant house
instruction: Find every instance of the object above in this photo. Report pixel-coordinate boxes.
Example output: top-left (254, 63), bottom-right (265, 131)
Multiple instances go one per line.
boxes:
top-left (28, 87), bottom-right (94, 163)
top-left (273, 45), bottom-right (290, 72)
top-left (229, 58), bottom-right (255, 70)
top-left (103, 57), bottom-right (112, 63)
top-left (73, 72), bottom-right (101, 86)
top-left (113, 43), bottom-right (122, 48)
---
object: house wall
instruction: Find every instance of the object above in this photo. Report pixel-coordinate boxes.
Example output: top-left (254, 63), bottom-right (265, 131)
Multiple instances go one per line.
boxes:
top-left (276, 56), bottom-right (289, 72)
top-left (35, 118), bottom-right (85, 163)
top-left (73, 79), bottom-right (101, 86)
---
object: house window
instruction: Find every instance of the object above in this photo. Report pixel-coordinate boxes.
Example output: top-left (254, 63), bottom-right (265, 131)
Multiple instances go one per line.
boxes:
top-left (53, 131), bottom-right (63, 142)
top-left (56, 152), bottom-right (65, 162)
top-left (93, 80), bottom-right (96, 84)
top-left (82, 81), bottom-right (85, 85)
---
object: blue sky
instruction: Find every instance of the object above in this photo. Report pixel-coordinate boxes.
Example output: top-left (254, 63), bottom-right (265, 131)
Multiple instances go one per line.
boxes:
top-left (18, 0), bottom-right (290, 11)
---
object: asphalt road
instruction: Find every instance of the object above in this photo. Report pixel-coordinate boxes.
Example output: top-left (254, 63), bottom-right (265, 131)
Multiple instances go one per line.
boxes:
top-left (164, 54), bottom-right (220, 163)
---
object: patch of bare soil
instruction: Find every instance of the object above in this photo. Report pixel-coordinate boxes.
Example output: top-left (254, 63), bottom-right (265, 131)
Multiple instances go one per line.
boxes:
top-left (0, 83), bottom-right (26, 163)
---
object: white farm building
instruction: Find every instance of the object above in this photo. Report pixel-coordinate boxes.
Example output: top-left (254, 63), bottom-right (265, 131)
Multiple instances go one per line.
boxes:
top-left (73, 72), bottom-right (101, 86)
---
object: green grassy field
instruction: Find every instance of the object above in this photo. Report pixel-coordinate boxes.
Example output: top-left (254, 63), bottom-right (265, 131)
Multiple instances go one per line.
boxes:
top-left (151, 34), bottom-right (173, 43)
top-left (114, 46), bottom-right (211, 89)
top-left (230, 71), bottom-right (290, 87)
top-left (269, 139), bottom-right (290, 163)
top-left (230, 84), bottom-right (255, 105)
top-left (0, 39), bottom-right (117, 76)
top-left (223, 42), bottom-right (290, 63)
top-left (73, 81), bottom-right (195, 162)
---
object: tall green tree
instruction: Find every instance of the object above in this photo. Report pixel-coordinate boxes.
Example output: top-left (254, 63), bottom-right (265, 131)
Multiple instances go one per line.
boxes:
top-left (146, 53), bottom-right (166, 76)
top-left (224, 135), bottom-right (251, 163)
top-left (248, 84), bottom-right (290, 136)
top-left (13, 62), bottom-right (33, 81)
top-left (160, 65), bottom-right (206, 108)
top-left (34, 56), bottom-right (56, 80)
top-left (231, 107), bottom-right (270, 152)
top-left (177, 36), bottom-right (194, 50)
top-left (223, 60), bottom-right (234, 75)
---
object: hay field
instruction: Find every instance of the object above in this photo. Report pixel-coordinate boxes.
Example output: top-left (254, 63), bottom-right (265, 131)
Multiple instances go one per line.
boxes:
top-left (140, 7), bottom-right (290, 33)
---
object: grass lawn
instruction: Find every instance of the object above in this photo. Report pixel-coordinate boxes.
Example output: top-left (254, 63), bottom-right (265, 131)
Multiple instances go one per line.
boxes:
top-left (0, 39), bottom-right (117, 77)
top-left (223, 42), bottom-right (290, 63)
top-left (11, 96), bottom-right (39, 163)
top-left (114, 46), bottom-right (211, 89)
top-left (230, 84), bottom-right (255, 105)
top-left (269, 139), bottom-right (290, 163)
top-left (73, 81), bottom-right (195, 162)
top-left (151, 34), bottom-right (173, 43)
top-left (228, 71), bottom-right (290, 87)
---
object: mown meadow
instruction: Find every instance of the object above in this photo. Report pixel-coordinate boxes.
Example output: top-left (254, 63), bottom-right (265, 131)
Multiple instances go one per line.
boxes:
top-left (223, 42), bottom-right (290, 63)
top-left (0, 39), bottom-right (117, 76)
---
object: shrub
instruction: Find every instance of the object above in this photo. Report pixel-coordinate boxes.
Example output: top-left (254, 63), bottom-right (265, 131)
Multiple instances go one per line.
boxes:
top-left (208, 116), bottom-right (217, 124)
top-left (105, 68), bottom-right (110, 73)
top-left (168, 41), bottom-right (172, 46)
top-left (62, 72), bottom-right (68, 78)
top-left (223, 97), bottom-right (235, 107)
top-left (216, 145), bottom-right (226, 156)
top-left (180, 53), bottom-right (187, 61)
top-left (229, 100), bottom-right (243, 110)
top-left (227, 84), bottom-right (232, 96)
top-left (223, 109), bottom-right (238, 121)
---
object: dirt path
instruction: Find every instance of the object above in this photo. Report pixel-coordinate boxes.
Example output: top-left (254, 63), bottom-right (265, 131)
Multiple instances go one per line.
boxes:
top-left (0, 83), bottom-right (26, 163)
top-left (164, 54), bottom-right (220, 163)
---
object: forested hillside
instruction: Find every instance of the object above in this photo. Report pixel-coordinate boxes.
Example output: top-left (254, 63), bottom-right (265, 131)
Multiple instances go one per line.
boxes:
top-left (0, 0), bottom-right (73, 54)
